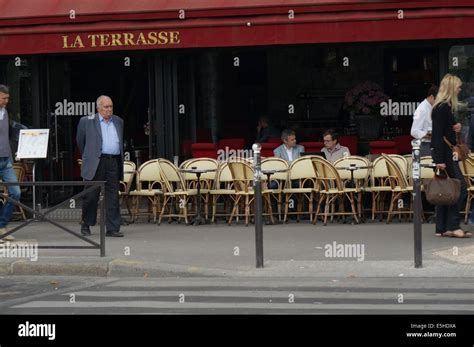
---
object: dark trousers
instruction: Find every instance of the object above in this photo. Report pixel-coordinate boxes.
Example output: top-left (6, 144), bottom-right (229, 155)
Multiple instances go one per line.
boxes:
top-left (82, 157), bottom-right (121, 232)
top-left (420, 142), bottom-right (432, 157)
top-left (435, 159), bottom-right (467, 233)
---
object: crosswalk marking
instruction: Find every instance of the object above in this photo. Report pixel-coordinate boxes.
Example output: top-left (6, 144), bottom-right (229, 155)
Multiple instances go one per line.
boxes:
top-left (7, 278), bottom-right (474, 313)
top-left (12, 301), bottom-right (474, 311)
top-left (57, 290), bottom-right (474, 300)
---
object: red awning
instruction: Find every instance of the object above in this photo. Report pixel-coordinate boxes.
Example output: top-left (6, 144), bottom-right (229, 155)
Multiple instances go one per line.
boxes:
top-left (1, 0), bottom-right (474, 55)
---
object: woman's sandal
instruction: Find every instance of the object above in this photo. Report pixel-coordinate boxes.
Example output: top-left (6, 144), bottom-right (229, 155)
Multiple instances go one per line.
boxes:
top-left (450, 229), bottom-right (473, 238)
top-left (435, 231), bottom-right (454, 237)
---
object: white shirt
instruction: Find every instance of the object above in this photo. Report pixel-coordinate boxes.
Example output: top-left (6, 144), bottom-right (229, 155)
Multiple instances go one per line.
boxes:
top-left (0, 107), bottom-right (5, 121)
top-left (411, 99), bottom-right (432, 140)
top-left (285, 147), bottom-right (293, 162)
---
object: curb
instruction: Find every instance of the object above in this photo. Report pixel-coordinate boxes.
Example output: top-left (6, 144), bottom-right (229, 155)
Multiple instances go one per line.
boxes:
top-left (1, 257), bottom-right (474, 278)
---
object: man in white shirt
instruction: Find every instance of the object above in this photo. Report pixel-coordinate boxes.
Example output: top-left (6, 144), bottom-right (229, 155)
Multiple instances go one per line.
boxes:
top-left (410, 86), bottom-right (438, 157)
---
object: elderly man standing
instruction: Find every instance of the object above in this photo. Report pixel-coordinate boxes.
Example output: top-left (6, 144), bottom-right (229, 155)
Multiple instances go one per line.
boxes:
top-left (273, 129), bottom-right (305, 162)
top-left (0, 85), bottom-right (20, 242)
top-left (76, 95), bottom-right (124, 237)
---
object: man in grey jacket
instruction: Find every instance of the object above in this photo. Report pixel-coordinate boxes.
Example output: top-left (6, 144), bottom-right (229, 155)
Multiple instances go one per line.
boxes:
top-left (76, 95), bottom-right (124, 237)
top-left (273, 129), bottom-right (305, 162)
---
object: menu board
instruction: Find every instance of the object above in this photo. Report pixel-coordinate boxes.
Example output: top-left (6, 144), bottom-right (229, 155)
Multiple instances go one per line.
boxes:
top-left (17, 129), bottom-right (50, 159)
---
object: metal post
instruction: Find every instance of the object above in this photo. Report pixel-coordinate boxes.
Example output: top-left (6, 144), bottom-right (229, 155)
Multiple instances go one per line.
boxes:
top-left (32, 161), bottom-right (36, 220)
top-left (411, 139), bottom-right (422, 268)
top-left (253, 144), bottom-right (264, 268)
top-left (99, 183), bottom-right (106, 257)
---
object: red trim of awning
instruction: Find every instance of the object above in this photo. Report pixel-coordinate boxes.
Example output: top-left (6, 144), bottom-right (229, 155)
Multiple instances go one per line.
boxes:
top-left (1, 0), bottom-right (472, 27)
top-left (1, 1), bottom-right (473, 55)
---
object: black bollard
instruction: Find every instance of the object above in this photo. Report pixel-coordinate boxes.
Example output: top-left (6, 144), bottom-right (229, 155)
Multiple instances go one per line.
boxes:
top-left (253, 143), bottom-right (264, 268)
top-left (411, 139), bottom-right (422, 268)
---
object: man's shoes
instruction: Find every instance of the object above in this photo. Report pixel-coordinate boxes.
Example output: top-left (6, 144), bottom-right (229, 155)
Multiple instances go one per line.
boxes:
top-left (106, 231), bottom-right (124, 237)
top-left (0, 227), bottom-right (16, 241)
top-left (80, 224), bottom-right (91, 236)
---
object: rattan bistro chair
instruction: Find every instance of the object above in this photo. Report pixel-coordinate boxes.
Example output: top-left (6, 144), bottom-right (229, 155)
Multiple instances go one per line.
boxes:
top-left (312, 157), bottom-right (358, 225)
top-left (210, 162), bottom-right (237, 223)
top-left (382, 154), bottom-right (414, 223)
top-left (179, 157), bottom-right (218, 219)
top-left (119, 160), bottom-right (136, 218)
top-left (261, 157), bottom-right (289, 221)
top-left (364, 156), bottom-right (392, 221)
top-left (227, 161), bottom-right (274, 226)
top-left (128, 159), bottom-right (163, 223)
top-left (282, 156), bottom-right (318, 223)
top-left (460, 157), bottom-right (474, 223)
top-left (333, 156), bottom-right (370, 220)
top-left (157, 159), bottom-right (199, 225)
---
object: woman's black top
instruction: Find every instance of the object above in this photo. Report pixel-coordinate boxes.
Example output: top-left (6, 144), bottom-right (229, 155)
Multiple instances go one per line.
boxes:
top-left (431, 102), bottom-right (456, 164)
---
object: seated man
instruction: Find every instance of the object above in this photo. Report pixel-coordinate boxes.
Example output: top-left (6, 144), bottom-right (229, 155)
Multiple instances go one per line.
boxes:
top-left (273, 129), bottom-right (304, 162)
top-left (256, 116), bottom-right (280, 143)
top-left (271, 129), bottom-right (305, 219)
top-left (321, 129), bottom-right (350, 162)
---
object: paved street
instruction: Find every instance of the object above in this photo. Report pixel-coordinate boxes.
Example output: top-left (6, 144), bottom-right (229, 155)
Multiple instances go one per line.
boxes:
top-left (1, 276), bottom-right (474, 314)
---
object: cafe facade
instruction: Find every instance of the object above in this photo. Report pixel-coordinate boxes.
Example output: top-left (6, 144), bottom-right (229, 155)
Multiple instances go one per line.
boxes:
top-left (1, 0), bottom-right (474, 203)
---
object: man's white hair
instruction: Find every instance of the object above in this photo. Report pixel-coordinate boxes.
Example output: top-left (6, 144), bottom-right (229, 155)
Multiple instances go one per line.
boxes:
top-left (96, 95), bottom-right (112, 108)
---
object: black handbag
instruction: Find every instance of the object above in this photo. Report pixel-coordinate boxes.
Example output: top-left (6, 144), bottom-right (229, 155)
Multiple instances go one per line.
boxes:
top-left (423, 169), bottom-right (461, 206)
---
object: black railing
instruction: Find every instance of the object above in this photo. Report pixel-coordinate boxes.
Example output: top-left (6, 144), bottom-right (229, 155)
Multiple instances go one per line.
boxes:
top-left (0, 181), bottom-right (106, 257)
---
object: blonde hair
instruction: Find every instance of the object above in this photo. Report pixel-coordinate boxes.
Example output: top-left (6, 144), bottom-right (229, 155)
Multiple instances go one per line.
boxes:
top-left (433, 73), bottom-right (462, 112)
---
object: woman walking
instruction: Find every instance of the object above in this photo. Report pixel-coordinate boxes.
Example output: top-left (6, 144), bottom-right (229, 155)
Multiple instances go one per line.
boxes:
top-left (431, 74), bottom-right (472, 238)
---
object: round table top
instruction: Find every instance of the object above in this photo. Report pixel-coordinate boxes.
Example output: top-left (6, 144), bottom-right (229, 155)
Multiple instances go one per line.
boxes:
top-left (336, 165), bottom-right (372, 170)
top-left (179, 168), bottom-right (217, 174)
top-left (261, 169), bottom-right (289, 174)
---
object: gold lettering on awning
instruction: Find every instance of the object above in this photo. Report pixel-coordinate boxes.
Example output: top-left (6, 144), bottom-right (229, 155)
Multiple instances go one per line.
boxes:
top-left (62, 31), bottom-right (181, 49)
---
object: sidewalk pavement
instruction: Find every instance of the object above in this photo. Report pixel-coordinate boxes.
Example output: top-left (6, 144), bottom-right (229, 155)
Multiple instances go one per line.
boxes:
top-left (0, 219), bottom-right (473, 278)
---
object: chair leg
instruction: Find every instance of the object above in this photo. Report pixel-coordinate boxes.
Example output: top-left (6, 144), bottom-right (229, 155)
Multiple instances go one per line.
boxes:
top-left (324, 195), bottom-right (330, 226)
top-left (284, 194), bottom-right (290, 223)
top-left (387, 192), bottom-right (398, 224)
top-left (277, 193), bottom-right (282, 222)
top-left (314, 194), bottom-right (325, 225)
top-left (465, 191), bottom-right (472, 223)
top-left (245, 195), bottom-right (250, 226)
top-left (212, 195), bottom-right (217, 223)
top-left (349, 193), bottom-right (359, 224)
top-left (228, 196), bottom-right (240, 225)
top-left (158, 196), bottom-right (169, 225)
top-left (131, 196), bottom-right (138, 222)
top-left (265, 194), bottom-right (275, 225)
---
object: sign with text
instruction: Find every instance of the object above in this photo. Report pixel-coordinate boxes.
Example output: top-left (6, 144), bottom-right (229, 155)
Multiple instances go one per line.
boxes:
top-left (61, 31), bottom-right (180, 50)
top-left (17, 129), bottom-right (50, 159)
